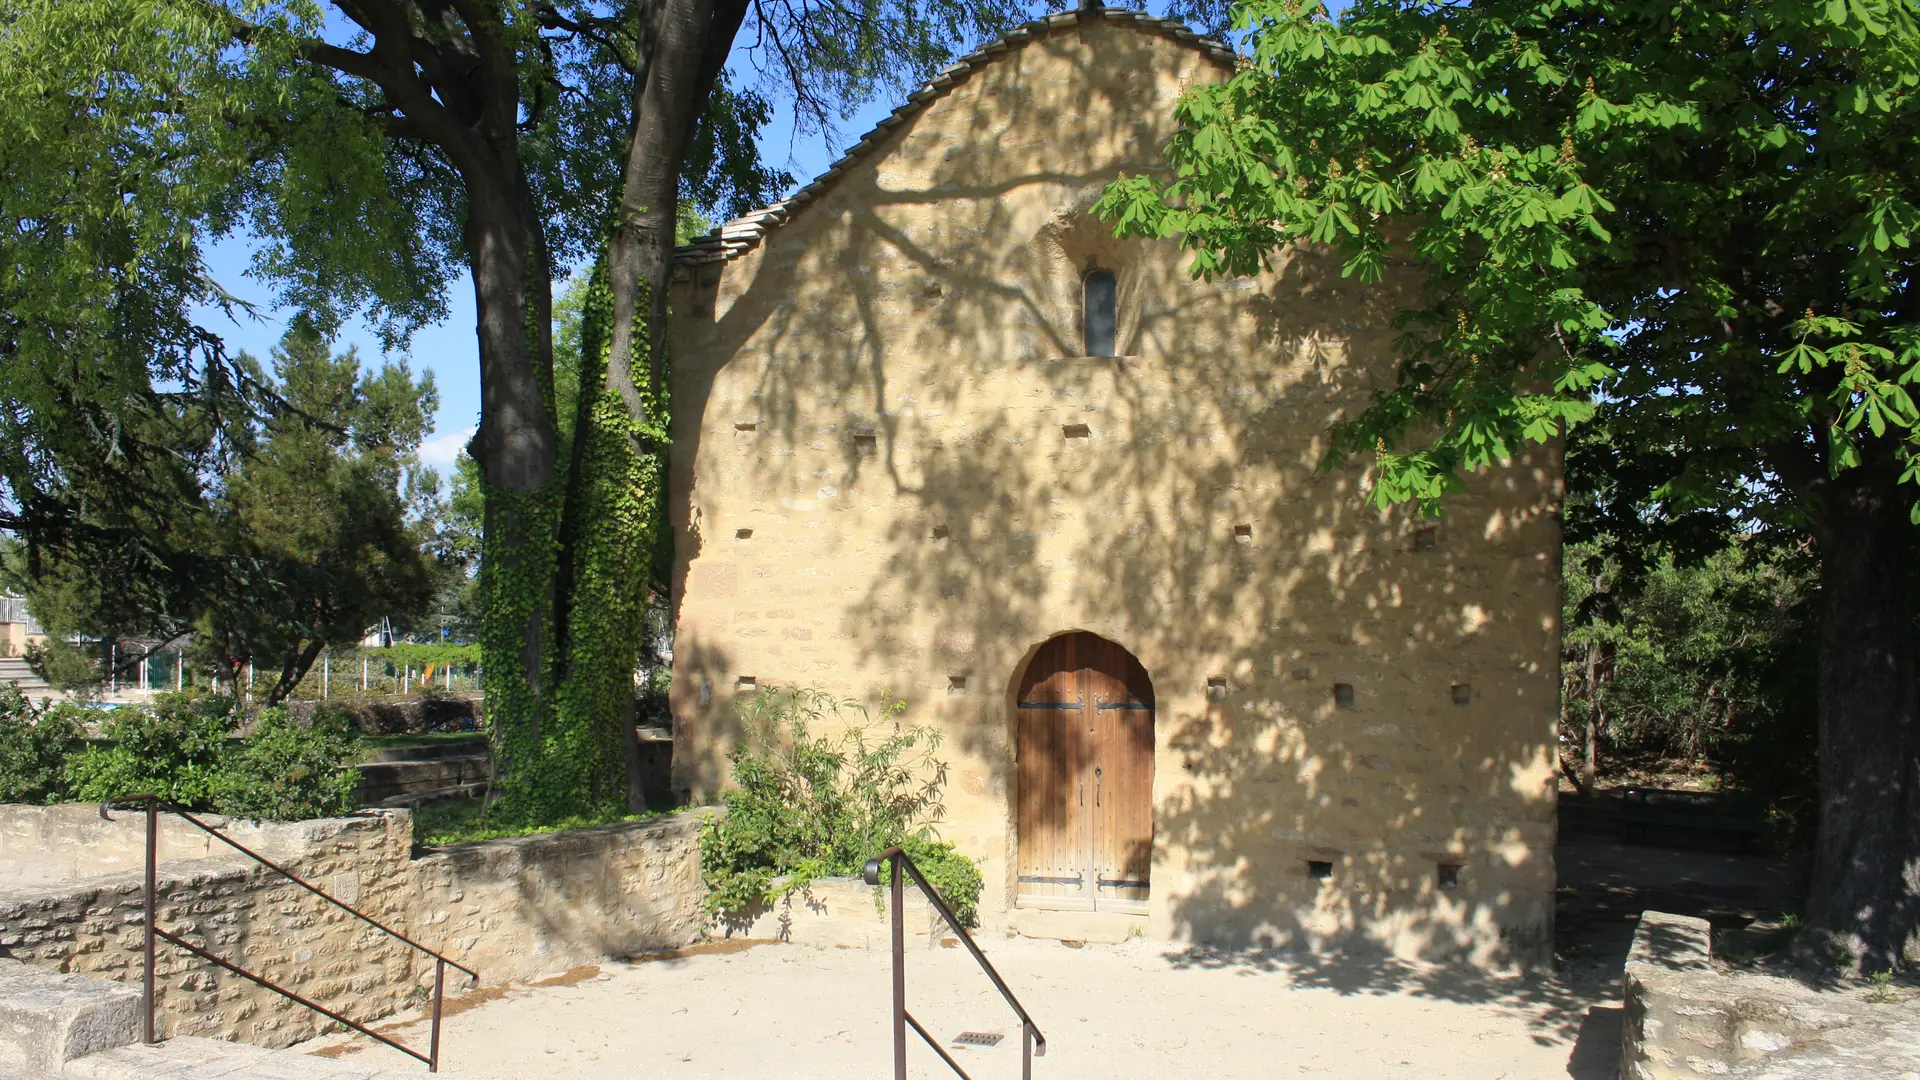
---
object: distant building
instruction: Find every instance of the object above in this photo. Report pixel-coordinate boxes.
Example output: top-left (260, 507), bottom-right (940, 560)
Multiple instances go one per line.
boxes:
top-left (0, 593), bottom-right (46, 657)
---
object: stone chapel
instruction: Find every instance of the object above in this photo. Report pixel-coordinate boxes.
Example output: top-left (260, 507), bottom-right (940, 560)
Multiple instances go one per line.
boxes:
top-left (665, 7), bottom-right (1563, 966)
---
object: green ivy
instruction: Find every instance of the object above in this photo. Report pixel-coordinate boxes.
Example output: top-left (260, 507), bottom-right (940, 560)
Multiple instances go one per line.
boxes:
top-left (549, 254), bottom-right (670, 814)
top-left (478, 257), bottom-right (570, 823)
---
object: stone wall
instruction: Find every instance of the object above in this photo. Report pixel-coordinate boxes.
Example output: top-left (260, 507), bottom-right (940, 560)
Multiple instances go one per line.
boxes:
top-left (0, 806), bottom-right (708, 1049)
top-left (409, 815), bottom-right (706, 983)
top-left (0, 804), bottom-right (312, 891)
top-left (665, 9), bottom-right (1561, 966)
top-left (1621, 910), bottom-right (1920, 1078)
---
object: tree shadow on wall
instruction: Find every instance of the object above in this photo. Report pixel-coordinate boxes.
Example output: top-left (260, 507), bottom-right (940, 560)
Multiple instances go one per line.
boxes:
top-left (666, 18), bottom-right (1572, 1058)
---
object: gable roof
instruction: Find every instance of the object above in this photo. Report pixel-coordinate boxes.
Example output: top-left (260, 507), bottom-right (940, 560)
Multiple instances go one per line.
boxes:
top-left (671, 7), bottom-right (1236, 268)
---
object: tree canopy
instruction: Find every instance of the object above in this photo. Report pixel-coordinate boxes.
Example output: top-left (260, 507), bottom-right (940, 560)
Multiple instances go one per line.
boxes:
top-left (6, 322), bottom-right (442, 703)
top-left (2, 0), bottom-right (1049, 820)
top-left (1100, 0), bottom-right (1920, 969)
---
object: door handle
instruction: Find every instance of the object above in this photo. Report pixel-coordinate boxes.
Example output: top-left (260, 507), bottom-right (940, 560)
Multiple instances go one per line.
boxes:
top-left (1078, 781), bottom-right (1084, 807)
top-left (1095, 766), bottom-right (1103, 807)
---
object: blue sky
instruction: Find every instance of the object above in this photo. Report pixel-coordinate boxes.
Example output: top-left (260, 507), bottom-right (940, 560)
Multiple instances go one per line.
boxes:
top-left (195, 43), bottom-right (914, 473)
top-left (194, 6), bottom-right (1217, 473)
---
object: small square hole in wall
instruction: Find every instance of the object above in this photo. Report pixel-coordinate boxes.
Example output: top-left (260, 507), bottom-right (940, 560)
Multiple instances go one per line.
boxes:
top-left (931, 524), bottom-right (950, 540)
top-left (1062, 423), bottom-right (1091, 439)
top-left (947, 674), bottom-right (967, 695)
top-left (852, 433), bottom-right (878, 456)
top-left (1437, 864), bottom-right (1463, 891)
top-left (734, 528), bottom-right (754, 540)
top-left (1233, 524), bottom-right (1253, 542)
top-left (1451, 683), bottom-right (1472, 705)
top-left (1290, 668), bottom-right (1312, 681)
top-left (735, 676), bottom-right (757, 693)
top-left (734, 421), bottom-right (758, 432)
top-left (1413, 527), bottom-right (1438, 551)
top-left (1333, 683), bottom-right (1356, 710)
top-left (1307, 860), bottom-right (1334, 880)
top-left (1206, 676), bottom-right (1229, 701)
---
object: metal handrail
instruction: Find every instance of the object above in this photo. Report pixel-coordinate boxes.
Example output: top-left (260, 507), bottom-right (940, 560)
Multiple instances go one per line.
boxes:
top-left (863, 847), bottom-right (1047, 1080)
top-left (100, 794), bottom-right (478, 1072)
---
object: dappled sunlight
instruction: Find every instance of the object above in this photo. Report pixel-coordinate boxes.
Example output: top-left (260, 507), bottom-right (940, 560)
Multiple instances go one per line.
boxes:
top-left (667, 12), bottom-right (1562, 973)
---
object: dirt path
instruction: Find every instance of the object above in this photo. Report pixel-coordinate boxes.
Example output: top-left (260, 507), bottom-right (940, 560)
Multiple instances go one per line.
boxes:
top-left (304, 936), bottom-right (1615, 1079)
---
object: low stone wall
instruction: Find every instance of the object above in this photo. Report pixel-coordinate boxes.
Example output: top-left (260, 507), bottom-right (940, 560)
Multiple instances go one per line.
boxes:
top-left (1621, 910), bottom-right (1920, 1078)
top-left (0, 804), bottom-right (313, 890)
top-left (0, 806), bottom-right (708, 1050)
top-left (0, 814), bottom-right (417, 1049)
top-left (410, 815), bottom-right (706, 986)
top-left (722, 875), bottom-right (943, 950)
top-left (286, 693), bottom-right (484, 736)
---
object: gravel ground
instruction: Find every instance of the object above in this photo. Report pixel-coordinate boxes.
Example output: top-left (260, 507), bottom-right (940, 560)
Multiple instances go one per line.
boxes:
top-left (301, 936), bottom-right (1615, 1080)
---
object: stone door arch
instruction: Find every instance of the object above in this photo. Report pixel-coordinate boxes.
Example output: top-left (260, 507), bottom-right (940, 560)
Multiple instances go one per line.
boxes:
top-left (1015, 631), bottom-right (1154, 913)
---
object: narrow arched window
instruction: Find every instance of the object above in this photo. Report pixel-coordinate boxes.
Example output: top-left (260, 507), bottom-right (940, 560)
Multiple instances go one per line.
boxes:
top-left (1083, 269), bottom-right (1116, 357)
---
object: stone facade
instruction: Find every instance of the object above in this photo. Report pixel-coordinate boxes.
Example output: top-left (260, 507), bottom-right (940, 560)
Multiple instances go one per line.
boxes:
top-left (0, 805), bottom-right (706, 1048)
top-left (666, 10), bottom-right (1562, 965)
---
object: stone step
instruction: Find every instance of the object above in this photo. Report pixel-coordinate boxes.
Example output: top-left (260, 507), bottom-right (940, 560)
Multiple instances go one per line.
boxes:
top-left (0, 960), bottom-right (141, 1075)
top-left (0, 657), bottom-right (50, 690)
top-left (64, 1036), bottom-right (446, 1080)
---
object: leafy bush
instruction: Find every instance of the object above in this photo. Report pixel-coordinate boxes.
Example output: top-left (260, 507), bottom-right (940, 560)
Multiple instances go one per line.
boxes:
top-left (700, 687), bottom-right (983, 926)
top-left (65, 694), bottom-right (235, 807)
top-left (0, 686), bottom-right (84, 803)
top-left (212, 705), bottom-right (363, 820)
top-left (63, 694), bottom-right (364, 820)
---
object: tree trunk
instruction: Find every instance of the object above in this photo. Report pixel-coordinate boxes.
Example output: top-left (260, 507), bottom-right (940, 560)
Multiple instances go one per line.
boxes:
top-left (554, 0), bottom-right (748, 812)
top-left (264, 638), bottom-right (326, 707)
top-left (1803, 464), bottom-right (1920, 972)
top-left (465, 178), bottom-right (570, 821)
top-left (1583, 639), bottom-right (1600, 795)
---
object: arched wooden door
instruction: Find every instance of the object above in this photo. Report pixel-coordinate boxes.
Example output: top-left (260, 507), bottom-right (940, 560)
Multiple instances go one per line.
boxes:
top-left (1015, 632), bottom-right (1154, 912)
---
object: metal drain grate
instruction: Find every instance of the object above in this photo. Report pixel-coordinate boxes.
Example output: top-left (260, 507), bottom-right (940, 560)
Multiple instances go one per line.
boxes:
top-left (952, 1031), bottom-right (1004, 1048)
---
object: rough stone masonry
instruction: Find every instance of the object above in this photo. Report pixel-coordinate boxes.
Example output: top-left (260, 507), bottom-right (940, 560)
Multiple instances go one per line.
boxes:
top-left (665, 9), bottom-right (1562, 965)
top-left (0, 804), bottom-right (706, 1049)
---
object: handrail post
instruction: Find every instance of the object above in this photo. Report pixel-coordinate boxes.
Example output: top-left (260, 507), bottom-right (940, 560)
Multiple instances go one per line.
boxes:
top-left (890, 854), bottom-right (906, 1080)
top-left (143, 797), bottom-right (156, 1045)
top-left (1023, 1021), bottom-right (1033, 1080)
top-left (430, 957), bottom-right (445, 1073)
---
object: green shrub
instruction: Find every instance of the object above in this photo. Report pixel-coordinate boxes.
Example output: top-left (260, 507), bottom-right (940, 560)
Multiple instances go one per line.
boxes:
top-left (699, 687), bottom-right (984, 926)
top-left (65, 694), bottom-right (235, 807)
top-left (0, 686), bottom-right (83, 803)
top-left (212, 705), bottom-right (363, 820)
top-left (64, 695), bottom-right (366, 820)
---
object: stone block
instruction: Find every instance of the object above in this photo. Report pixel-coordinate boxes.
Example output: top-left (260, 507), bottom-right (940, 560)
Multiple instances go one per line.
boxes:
top-left (1627, 910), bottom-right (1712, 971)
top-left (0, 958), bottom-right (141, 1071)
top-left (1620, 910), bottom-right (1920, 1080)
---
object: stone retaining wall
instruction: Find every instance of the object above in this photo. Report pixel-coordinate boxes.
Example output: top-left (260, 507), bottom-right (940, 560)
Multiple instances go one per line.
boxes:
top-left (409, 815), bottom-right (706, 983)
top-left (1621, 910), bottom-right (1920, 1078)
top-left (0, 806), bottom-right (708, 1050)
top-left (0, 804), bottom-right (314, 890)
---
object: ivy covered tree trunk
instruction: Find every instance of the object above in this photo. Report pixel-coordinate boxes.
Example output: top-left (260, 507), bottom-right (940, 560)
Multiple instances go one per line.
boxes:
top-left (563, 0), bottom-right (746, 811)
top-left (549, 259), bottom-right (670, 814)
top-left (469, 196), bottom-right (571, 823)
top-left (1804, 462), bottom-right (1920, 971)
